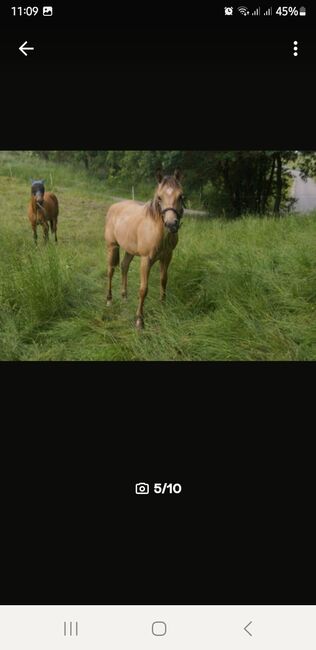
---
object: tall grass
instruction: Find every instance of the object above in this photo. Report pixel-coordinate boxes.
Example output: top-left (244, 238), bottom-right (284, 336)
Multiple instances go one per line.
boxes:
top-left (1, 154), bottom-right (316, 360)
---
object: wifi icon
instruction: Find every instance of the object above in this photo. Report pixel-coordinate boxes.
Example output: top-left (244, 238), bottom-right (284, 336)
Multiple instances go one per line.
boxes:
top-left (238, 6), bottom-right (249, 14)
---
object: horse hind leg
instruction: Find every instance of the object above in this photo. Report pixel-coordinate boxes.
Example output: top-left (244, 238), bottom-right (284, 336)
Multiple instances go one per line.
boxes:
top-left (106, 243), bottom-right (120, 306)
top-left (50, 219), bottom-right (58, 243)
top-left (121, 252), bottom-right (134, 300)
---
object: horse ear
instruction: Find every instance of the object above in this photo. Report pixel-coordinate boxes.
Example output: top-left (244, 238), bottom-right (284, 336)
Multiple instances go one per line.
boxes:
top-left (156, 169), bottom-right (163, 183)
top-left (174, 168), bottom-right (182, 182)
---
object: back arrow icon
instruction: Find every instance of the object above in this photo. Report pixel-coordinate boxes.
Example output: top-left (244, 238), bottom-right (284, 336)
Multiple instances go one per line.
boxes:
top-left (244, 621), bottom-right (253, 637)
top-left (19, 41), bottom-right (35, 56)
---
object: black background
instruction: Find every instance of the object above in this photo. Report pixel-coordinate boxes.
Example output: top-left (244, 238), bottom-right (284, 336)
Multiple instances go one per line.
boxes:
top-left (1, 0), bottom-right (315, 606)
top-left (1, 366), bottom-right (314, 604)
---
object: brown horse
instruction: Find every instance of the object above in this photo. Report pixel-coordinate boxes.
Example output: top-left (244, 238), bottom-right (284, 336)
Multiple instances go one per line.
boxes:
top-left (28, 179), bottom-right (59, 243)
top-left (105, 169), bottom-right (184, 328)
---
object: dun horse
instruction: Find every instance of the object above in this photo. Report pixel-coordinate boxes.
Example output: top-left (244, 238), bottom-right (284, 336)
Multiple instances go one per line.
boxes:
top-left (105, 169), bottom-right (184, 328)
top-left (28, 179), bottom-right (59, 243)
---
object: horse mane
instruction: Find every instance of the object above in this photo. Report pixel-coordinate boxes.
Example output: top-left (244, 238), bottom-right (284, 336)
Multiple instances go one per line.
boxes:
top-left (30, 195), bottom-right (39, 208)
top-left (146, 176), bottom-right (182, 221)
top-left (146, 199), bottom-right (160, 221)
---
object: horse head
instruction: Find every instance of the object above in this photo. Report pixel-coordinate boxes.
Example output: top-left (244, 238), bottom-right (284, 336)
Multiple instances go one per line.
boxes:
top-left (155, 169), bottom-right (185, 233)
top-left (31, 179), bottom-right (45, 205)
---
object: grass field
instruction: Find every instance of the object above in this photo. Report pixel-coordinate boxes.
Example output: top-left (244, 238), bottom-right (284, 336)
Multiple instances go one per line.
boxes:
top-left (1, 152), bottom-right (316, 360)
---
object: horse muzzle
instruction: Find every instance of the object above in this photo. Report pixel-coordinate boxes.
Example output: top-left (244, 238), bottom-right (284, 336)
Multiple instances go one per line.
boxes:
top-left (162, 207), bottom-right (182, 234)
top-left (165, 222), bottom-right (179, 234)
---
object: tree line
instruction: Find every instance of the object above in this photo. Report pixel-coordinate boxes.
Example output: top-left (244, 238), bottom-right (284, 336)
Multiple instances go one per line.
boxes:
top-left (34, 151), bottom-right (316, 217)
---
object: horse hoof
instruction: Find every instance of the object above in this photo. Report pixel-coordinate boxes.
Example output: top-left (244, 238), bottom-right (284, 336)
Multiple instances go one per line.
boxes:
top-left (106, 299), bottom-right (112, 307)
top-left (136, 317), bottom-right (144, 329)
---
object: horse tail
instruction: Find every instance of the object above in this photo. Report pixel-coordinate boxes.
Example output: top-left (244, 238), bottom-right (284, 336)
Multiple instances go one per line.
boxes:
top-left (52, 195), bottom-right (59, 217)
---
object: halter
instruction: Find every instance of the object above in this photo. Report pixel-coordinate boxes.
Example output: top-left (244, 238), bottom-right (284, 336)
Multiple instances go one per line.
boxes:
top-left (161, 207), bottom-right (183, 221)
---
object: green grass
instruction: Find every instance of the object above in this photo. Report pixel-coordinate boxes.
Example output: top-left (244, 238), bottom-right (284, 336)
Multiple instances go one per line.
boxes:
top-left (1, 152), bottom-right (316, 360)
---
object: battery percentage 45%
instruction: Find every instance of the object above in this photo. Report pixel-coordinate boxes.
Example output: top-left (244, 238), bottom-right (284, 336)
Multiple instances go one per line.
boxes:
top-left (276, 7), bottom-right (299, 15)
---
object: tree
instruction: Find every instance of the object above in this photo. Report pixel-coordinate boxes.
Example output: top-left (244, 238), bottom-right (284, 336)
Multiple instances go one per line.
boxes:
top-left (29, 150), bottom-right (309, 217)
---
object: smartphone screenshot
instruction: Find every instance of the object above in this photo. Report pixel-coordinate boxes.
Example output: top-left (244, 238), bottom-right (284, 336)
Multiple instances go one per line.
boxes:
top-left (0, 1), bottom-right (315, 647)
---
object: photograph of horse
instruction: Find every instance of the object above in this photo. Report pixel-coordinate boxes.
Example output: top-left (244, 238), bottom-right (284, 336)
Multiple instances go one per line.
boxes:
top-left (28, 179), bottom-right (59, 243)
top-left (105, 169), bottom-right (185, 328)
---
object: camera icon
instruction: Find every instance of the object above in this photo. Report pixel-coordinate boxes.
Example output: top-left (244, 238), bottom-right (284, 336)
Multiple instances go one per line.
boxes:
top-left (135, 482), bottom-right (150, 495)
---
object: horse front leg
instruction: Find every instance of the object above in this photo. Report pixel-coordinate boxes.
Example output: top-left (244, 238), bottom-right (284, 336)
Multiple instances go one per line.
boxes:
top-left (32, 223), bottom-right (38, 244)
top-left (159, 252), bottom-right (172, 302)
top-left (42, 221), bottom-right (49, 243)
top-left (121, 252), bottom-right (134, 299)
top-left (136, 256), bottom-right (152, 329)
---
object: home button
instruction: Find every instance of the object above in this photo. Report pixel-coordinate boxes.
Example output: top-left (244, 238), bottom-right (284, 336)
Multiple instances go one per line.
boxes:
top-left (152, 621), bottom-right (167, 636)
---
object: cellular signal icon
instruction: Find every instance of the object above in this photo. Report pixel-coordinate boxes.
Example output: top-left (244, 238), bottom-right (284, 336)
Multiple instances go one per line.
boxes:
top-left (264, 7), bottom-right (272, 15)
top-left (252, 6), bottom-right (260, 15)
top-left (238, 6), bottom-right (249, 15)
